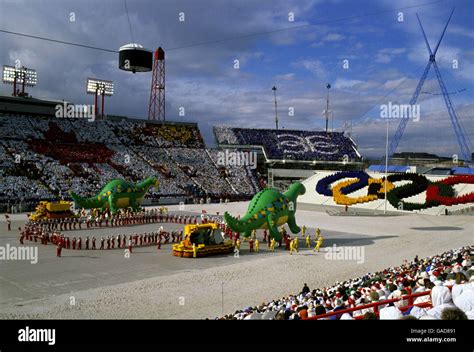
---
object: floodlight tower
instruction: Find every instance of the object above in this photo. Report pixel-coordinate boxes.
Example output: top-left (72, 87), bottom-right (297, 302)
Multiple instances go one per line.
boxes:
top-left (86, 78), bottom-right (114, 118)
top-left (148, 47), bottom-right (165, 121)
top-left (272, 86), bottom-right (278, 130)
top-left (2, 65), bottom-right (37, 97)
top-left (324, 83), bottom-right (331, 132)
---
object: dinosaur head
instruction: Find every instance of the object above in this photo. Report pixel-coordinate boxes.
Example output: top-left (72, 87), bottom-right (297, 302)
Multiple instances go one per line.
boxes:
top-left (151, 177), bottom-right (160, 188)
top-left (285, 182), bottom-right (306, 200)
top-left (140, 177), bottom-right (160, 190)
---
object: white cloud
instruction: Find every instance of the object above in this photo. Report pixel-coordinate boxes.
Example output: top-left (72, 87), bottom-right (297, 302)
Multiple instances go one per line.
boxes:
top-left (379, 48), bottom-right (406, 55)
top-left (449, 25), bottom-right (474, 39)
top-left (375, 47), bottom-right (406, 63)
top-left (322, 33), bottom-right (345, 42)
top-left (292, 59), bottom-right (327, 78)
top-left (310, 31), bottom-right (346, 47)
top-left (383, 77), bottom-right (407, 90)
top-left (333, 78), bottom-right (364, 89)
top-left (275, 73), bottom-right (295, 81)
top-left (375, 54), bottom-right (391, 64)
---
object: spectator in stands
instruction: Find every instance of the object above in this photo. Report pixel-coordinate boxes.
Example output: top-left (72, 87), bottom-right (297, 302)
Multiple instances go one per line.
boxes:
top-left (440, 307), bottom-right (468, 320)
top-left (213, 126), bottom-right (360, 163)
top-left (361, 312), bottom-right (376, 320)
top-left (369, 290), bottom-right (380, 303)
top-left (219, 246), bottom-right (473, 320)
top-left (426, 281), bottom-right (455, 319)
top-left (0, 116), bottom-right (260, 208)
top-left (340, 313), bottom-right (354, 320)
top-left (400, 315), bottom-right (418, 320)
top-left (379, 304), bottom-right (403, 320)
top-left (315, 305), bottom-right (326, 318)
top-left (453, 276), bottom-right (474, 318)
top-left (298, 306), bottom-right (308, 319)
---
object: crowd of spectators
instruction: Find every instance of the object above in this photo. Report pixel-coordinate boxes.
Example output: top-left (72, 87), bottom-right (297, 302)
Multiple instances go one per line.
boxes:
top-left (214, 126), bottom-right (361, 162)
top-left (0, 115), bottom-right (259, 209)
top-left (135, 146), bottom-right (192, 196)
top-left (0, 176), bottom-right (53, 204)
top-left (114, 121), bottom-right (205, 148)
top-left (0, 115), bottom-right (44, 140)
top-left (167, 148), bottom-right (232, 197)
top-left (220, 246), bottom-right (474, 320)
top-left (207, 149), bottom-right (259, 196)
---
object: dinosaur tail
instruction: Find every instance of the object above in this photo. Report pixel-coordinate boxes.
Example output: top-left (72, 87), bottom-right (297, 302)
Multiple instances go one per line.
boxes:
top-left (224, 212), bottom-right (245, 233)
top-left (70, 192), bottom-right (100, 209)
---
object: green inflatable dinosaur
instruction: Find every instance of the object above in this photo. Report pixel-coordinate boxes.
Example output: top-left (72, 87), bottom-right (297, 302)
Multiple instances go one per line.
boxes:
top-left (224, 182), bottom-right (306, 241)
top-left (70, 177), bottom-right (159, 213)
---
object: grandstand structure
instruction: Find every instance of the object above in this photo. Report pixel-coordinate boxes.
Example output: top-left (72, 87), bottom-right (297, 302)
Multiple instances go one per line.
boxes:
top-left (0, 94), bottom-right (64, 117)
top-left (214, 126), bottom-right (363, 190)
top-left (222, 245), bottom-right (474, 321)
top-left (0, 95), bottom-right (260, 212)
top-left (388, 152), bottom-right (474, 174)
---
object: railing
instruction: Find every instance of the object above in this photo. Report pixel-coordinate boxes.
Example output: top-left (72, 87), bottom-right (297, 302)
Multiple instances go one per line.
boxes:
top-left (305, 289), bottom-right (439, 320)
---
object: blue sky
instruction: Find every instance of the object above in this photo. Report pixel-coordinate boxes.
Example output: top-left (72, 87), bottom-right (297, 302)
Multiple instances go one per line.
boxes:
top-left (0, 0), bottom-right (473, 158)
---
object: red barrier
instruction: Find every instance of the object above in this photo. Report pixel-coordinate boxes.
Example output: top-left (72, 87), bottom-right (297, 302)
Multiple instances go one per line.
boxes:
top-left (305, 289), bottom-right (440, 320)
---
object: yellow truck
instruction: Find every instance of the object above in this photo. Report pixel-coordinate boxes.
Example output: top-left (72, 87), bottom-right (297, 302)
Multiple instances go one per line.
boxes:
top-left (172, 222), bottom-right (234, 258)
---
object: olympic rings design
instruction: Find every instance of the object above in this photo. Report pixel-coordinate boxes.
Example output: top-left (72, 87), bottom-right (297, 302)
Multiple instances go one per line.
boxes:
top-left (426, 176), bottom-right (474, 206)
top-left (315, 172), bottom-right (474, 210)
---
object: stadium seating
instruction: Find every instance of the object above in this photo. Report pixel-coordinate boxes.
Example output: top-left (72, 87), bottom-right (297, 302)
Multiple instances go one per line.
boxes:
top-left (0, 115), bottom-right (258, 210)
top-left (214, 126), bottom-right (361, 162)
top-left (219, 246), bottom-right (473, 320)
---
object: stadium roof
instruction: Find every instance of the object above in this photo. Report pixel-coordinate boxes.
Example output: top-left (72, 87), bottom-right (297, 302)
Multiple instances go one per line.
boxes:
top-left (452, 167), bottom-right (474, 175)
top-left (368, 165), bottom-right (411, 173)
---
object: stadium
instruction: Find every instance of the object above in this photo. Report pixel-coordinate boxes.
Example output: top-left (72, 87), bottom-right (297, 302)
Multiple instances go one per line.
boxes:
top-left (0, 0), bottom-right (473, 336)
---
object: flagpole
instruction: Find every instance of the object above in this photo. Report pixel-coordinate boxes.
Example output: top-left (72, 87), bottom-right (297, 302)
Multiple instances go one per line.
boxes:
top-left (384, 118), bottom-right (388, 214)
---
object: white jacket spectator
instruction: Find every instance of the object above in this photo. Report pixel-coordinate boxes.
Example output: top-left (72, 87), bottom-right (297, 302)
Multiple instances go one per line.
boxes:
top-left (379, 306), bottom-right (403, 320)
top-left (426, 281), bottom-right (456, 319)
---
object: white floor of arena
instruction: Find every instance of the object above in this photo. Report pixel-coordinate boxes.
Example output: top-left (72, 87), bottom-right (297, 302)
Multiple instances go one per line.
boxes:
top-left (0, 201), bottom-right (472, 319)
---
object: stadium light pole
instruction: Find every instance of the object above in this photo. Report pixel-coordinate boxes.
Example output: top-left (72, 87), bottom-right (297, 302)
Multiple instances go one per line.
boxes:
top-left (86, 78), bottom-right (114, 118)
top-left (2, 65), bottom-right (37, 97)
top-left (272, 86), bottom-right (278, 130)
top-left (384, 118), bottom-right (389, 214)
top-left (325, 83), bottom-right (331, 133)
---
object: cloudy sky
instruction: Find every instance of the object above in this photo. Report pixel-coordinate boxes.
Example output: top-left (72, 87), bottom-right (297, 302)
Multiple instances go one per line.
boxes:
top-left (0, 0), bottom-right (473, 159)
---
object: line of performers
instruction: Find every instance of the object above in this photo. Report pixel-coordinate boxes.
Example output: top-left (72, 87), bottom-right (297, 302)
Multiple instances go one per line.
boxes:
top-left (20, 213), bottom-right (325, 256)
top-left (30, 209), bottom-right (199, 232)
top-left (19, 224), bottom-right (184, 257)
top-left (222, 224), bottom-right (324, 254)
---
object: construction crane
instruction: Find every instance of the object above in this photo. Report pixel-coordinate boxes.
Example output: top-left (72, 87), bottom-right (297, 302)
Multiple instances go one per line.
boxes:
top-left (386, 7), bottom-right (471, 163)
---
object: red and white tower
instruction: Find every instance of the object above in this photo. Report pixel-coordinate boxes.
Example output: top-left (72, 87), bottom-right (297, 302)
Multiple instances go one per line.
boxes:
top-left (148, 47), bottom-right (165, 121)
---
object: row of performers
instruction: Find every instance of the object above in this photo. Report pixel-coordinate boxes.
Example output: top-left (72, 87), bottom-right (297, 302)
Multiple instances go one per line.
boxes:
top-left (222, 226), bottom-right (319, 250)
top-left (19, 224), bottom-right (184, 251)
top-left (77, 207), bottom-right (168, 218)
top-left (29, 212), bottom-right (200, 232)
